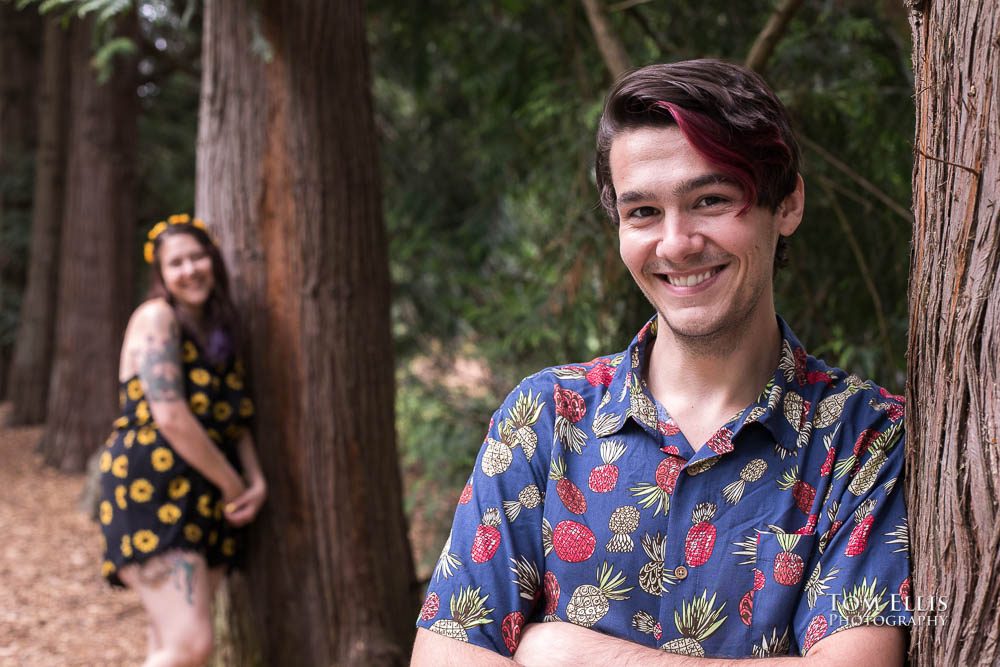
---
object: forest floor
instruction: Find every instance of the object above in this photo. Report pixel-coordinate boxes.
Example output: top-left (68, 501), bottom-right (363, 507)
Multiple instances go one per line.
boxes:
top-left (0, 405), bottom-right (144, 666)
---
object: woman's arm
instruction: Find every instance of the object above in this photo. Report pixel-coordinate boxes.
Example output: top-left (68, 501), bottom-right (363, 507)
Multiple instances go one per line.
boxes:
top-left (128, 300), bottom-right (246, 501)
top-left (224, 430), bottom-right (267, 526)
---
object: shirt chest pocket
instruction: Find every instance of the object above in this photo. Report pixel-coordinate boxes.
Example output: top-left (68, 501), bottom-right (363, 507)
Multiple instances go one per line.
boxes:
top-left (745, 531), bottom-right (816, 655)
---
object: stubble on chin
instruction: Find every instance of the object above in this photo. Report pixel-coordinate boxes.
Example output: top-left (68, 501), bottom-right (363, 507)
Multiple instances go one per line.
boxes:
top-left (640, 281), bottom-right (765, 359)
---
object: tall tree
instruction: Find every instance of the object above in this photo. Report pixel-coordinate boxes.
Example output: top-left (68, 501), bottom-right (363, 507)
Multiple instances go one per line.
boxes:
top-left (38, 14), bottom-right (138, 471)
top-left (906, 1), bottom-right (1000, 664)
top-left (6, 15), bottom-right (71, 426)
top-left (197, 1), bottom-right (416, 664)
top-left (0, 2), bottom-right (42, 398)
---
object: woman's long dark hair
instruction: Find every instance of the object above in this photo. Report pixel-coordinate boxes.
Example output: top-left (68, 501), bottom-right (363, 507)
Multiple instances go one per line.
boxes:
top-left (146, 224), bottom-right (240, 365)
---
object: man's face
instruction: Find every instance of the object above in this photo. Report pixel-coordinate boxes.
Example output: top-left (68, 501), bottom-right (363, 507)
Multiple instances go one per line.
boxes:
top-left (611, 125), bottom-right (803, 346)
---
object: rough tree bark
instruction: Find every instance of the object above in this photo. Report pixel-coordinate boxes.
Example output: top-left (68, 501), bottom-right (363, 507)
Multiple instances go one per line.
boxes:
top-left (0, 3), bottom-right (42, 398)
top-left (6, 15), bottom-right (70, 426)
top-left (906, 1), bottom-right (1000, 664)
top-left (197, 1), bottom-right (417, 664)
top-left (38, 15), bottom-right (137, 472)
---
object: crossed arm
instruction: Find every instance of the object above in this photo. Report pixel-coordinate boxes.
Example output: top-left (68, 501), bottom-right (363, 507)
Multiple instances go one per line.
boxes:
top-left (411, 623), bottom-right (906, 666)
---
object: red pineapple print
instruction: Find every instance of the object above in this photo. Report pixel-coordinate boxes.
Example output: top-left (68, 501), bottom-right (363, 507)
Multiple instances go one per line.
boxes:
top-left (777, 466), bottom-right (816, 514)
top-left (554, 384), bottom-right (586, 422)
top-left (807, 370), bottom-right (834, 385)
top-left (684, 502), bottom-right (718, 567)
top-left (836, 429), bottom-right (879, 478)
top-left (656, 456), bottom-right (682, 495)
top-left (773, 533), bottom-right (805, 585)
top-left (471, 508), bottom-right (502, 563)
top-left (802, 615), bottom-right (828, 652)
top-left (543, 571), bottom-right (560, 620)
top-left (793, 347), bottom-right (808, 386)
top-left (844, 498), bottom-right (877, 557)
top-left (880, 386), bottom-right (905, 403)
top-left (552, 520), bottom-right (596, 563)
top-left (550, 455), bottom-right (587, 514)
top-left (458, 481), bottom-right (473, 504)
top-left (899, 577), bottom-right (911, 610)
top-left (883, 401), bottom-right (904, 422)
top-left (705, 426), bottom-right (734, 454)
top-left (554, 384), bottom-right (588, 452)
top-left (589, 440), bottom-right (626, 492)
top-left (586, 362), bottom-right (615, 387)
top-left (501, 611), bottom-right (525, 654)
top-left (419, 592), bottom-right (440, 621)
top-left (796, 514), bottom-right (819, 535)
top-left (658, 419), bottom-right (681, 436)
top-left (739, 568), bottom-right (766, 626)
top-left (819, 442), bottom-right (836, 477)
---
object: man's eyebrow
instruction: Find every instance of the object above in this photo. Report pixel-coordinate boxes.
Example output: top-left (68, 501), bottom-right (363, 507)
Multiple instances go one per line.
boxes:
top-left (672, 173), bottom-right (738, 197)
top-left (616, 190), bottom-right (656, 206)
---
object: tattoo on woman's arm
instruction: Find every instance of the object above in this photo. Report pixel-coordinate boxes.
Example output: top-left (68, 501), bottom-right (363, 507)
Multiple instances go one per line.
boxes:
top-left (138, 311), bottom-right (185, 402)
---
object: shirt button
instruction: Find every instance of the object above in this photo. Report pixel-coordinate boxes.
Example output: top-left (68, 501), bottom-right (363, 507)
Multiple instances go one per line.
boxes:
top-left (674, 566), bottom-right (688, 580)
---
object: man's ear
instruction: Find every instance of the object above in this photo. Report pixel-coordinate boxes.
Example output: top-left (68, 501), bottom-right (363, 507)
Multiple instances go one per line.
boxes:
top-left (776, 174), bottom-right (805, 237)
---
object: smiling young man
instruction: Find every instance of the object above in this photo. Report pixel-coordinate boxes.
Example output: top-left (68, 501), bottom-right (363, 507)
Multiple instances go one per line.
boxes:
top-left (411, 60), bottom-right (910, 665)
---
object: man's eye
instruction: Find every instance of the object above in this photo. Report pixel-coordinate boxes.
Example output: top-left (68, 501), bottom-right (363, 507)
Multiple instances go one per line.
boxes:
top-left (695, 195), bottom-right (729, 208)
top-left (628, 206), bottom-right (658, 219)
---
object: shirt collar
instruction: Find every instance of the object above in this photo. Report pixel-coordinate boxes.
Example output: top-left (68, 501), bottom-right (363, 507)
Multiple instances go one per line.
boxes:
top-left (593, 314), bottom-right (812, 453)
top-left (741, 316), bottom-right (813, 453)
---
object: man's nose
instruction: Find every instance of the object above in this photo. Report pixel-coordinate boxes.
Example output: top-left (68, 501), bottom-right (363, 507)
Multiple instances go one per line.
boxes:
top-left (655, 211), bottom-right (704, 262)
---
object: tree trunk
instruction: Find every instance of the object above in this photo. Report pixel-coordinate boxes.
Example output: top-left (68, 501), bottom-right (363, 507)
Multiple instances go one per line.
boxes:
top-left (6, 15), bottom-right (70, 426)
top-left (906, 1), bottom-right (1000, 665)
top-left (38, 15), bottom-right (137, 472)
top-left (197, 1), bottom-right (417, 664)
top-left (744, 0), bottom-right (805, 74)
top-left (0, 3), bottom-right (42, 398)
top-left (580, 0), bottom-right (631, 81)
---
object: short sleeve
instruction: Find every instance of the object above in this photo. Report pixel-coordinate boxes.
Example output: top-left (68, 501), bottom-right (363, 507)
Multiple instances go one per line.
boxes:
top-left (415, 382), bottom-right (551, 656)
top-left (794, 420), bottom-right (911, 654)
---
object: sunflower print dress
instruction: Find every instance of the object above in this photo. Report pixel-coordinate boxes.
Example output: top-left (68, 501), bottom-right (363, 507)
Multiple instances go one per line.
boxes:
top-left (96, 334), bottom-right (254, 586)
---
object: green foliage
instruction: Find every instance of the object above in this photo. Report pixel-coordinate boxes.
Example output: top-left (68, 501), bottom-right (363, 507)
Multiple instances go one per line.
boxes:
top-left (91, 35), bottom-right (136, 82)
top-left (22, 0), bottom-right (136, 81)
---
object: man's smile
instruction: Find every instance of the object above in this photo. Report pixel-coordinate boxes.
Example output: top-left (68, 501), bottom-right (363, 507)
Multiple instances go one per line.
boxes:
top-left (661, 265), bottom-right (726, 288)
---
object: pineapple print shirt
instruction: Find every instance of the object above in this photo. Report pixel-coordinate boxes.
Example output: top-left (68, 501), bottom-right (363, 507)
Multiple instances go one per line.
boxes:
top-left (417, 316), bottom-right (911, 658)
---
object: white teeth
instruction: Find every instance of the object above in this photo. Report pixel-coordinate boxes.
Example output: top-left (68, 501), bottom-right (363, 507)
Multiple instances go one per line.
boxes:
top-left (667, 269), bottom-right (717, 287)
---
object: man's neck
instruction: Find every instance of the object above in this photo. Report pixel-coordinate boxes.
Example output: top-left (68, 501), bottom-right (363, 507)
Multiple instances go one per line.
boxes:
top-left (644, 306), bottom-right (781, 448)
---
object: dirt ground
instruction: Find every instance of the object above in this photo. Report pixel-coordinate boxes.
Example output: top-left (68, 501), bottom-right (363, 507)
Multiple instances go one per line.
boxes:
top-left (0, 405), bottom-right (145, 666)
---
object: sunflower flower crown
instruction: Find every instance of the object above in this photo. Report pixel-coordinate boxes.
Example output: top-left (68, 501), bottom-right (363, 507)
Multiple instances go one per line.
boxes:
top-left (143, 213), bottom-right (214, 264)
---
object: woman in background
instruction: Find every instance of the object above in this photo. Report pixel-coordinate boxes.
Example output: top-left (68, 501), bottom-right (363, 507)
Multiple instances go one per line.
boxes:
top-left (97, 214), bottom-right (267, 667)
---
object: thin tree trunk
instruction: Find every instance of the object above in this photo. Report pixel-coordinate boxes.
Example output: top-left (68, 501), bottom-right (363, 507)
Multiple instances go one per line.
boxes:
top-left (580, 0), bottom-right (631, 80)
top-left (197, 1), bottom-right (417, 664)
top-left (906, 1), bottom-right (1000, 664)
top-left (38, 15), bottom-right (137, 472)
top-left (7, 15), bottom-right (70, 426)
top-left (744, 0), bottom-right (805, 74)
top-left (0, 3), bottom-right (42, 398)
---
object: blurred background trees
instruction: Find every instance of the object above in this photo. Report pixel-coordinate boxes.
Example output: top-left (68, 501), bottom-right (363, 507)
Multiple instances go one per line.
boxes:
top-left (0, 0), bottom-right (919, 662)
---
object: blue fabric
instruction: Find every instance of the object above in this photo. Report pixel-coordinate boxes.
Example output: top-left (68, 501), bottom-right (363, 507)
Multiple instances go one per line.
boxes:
top-left (416, 316), bottom-right (911, 658)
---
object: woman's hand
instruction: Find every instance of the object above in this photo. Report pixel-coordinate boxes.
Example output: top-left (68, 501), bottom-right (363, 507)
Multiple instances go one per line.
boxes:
top-left (224, 477), bottom-right (267, 526)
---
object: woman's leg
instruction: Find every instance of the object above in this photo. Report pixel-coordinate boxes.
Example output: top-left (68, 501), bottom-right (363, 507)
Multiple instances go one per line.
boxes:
top-left (118, 551), bottom-right (216, 667)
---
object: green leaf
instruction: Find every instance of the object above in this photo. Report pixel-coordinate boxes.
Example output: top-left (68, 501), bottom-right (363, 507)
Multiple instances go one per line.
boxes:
top-left (37, 0), bottom-right (76, 14)
top-left (90, 36), bottom-right (136, 83)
